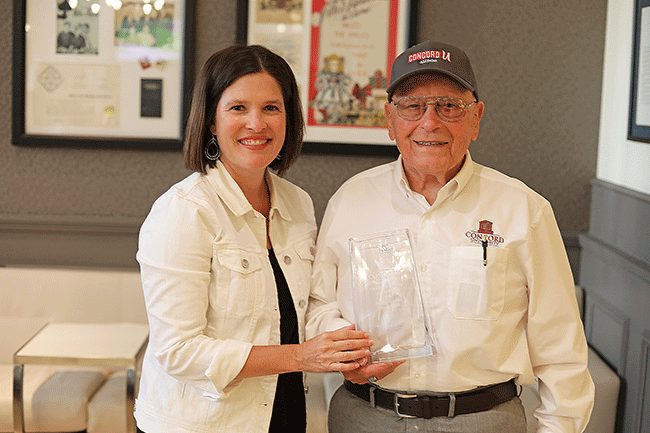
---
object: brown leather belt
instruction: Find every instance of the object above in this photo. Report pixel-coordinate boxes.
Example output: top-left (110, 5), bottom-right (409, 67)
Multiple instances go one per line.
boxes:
top-left (343, 379), bottom-right (517, 418)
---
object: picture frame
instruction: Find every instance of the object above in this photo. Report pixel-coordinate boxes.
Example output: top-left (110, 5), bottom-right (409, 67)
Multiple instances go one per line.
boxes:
top-left (237, 0), bottom-right (418, 155)
top-left (12, 0), bottom-right (195, 150)
top-left (629, 0), bottom-right (650, 143)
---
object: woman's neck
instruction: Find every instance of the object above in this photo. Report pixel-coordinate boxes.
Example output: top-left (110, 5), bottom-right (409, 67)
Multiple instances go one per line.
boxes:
top-left (221, 164), bottom-right (272, 247)
top-left (240, 175), bottom-right (270, 218)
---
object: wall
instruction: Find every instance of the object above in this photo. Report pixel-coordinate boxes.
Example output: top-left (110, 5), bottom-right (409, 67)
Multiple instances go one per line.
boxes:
top-left (0, 0), bottom-right (606, 271)
top-left (597, 0), bottom-right (650, 195)
top-left (580, 0), bottom-right (650, 431)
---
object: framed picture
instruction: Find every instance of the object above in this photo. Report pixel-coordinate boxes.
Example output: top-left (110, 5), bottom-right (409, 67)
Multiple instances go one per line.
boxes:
top-left (237, 0), bottom-right (418, 155)
top-left (12, 0), bottom-right (195, 150)
top-left (629, 0), bottom-right (650, 143)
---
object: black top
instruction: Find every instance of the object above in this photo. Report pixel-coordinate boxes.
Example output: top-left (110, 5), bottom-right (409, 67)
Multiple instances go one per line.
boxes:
top-left (267, 249), bottom-right (306, 433)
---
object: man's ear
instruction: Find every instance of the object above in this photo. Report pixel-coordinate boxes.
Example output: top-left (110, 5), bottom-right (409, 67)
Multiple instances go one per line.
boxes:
top-left (471, 101), bottom-right (485, 141)
top-left (384, 102), bottom-right (396, 141)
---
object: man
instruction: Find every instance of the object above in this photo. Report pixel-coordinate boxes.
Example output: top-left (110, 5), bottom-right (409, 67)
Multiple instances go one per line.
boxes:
top-left (306, 40), bottom-right (594, 432)
top-left (57, 21), bottom-right (74, 53)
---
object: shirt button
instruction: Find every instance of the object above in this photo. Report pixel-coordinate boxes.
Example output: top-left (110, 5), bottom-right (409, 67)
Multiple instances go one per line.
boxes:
top-left (283, 255), bottom-right (292, 265)
top-left (241, 258), bottom-right (249, 269)
top-left (420, 264), bottom-right (428, 272)
top-left (309, 246), bottom-right (316, 256)
top-left (298, 299), bottom-right (306, 308)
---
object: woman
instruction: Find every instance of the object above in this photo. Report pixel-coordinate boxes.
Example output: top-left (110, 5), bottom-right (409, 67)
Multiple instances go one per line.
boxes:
top-left (135, 45), bottom-right (371, 433)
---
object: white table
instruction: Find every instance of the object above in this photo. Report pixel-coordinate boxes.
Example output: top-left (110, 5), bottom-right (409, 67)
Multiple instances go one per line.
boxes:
top-left (13, 322), bottom-right (149, 433)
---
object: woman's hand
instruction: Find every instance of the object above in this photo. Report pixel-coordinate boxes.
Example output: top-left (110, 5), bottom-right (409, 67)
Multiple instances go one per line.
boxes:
top-left (294, 325), bottom-right (372, 372)
top-left (342, 360), bottom-right (404, 384)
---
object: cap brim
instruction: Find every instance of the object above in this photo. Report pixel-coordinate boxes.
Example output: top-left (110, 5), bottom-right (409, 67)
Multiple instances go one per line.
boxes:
top-left (387, 69), bottom-right (476, 99)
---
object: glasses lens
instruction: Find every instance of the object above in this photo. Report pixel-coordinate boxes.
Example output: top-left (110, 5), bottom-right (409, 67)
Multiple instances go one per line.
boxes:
top-left (395, 98), bottom-right (424, 120)
top-left (435, 98), bottom-right (465, 121)
top-left (394, 97), bottom-right (473, 121)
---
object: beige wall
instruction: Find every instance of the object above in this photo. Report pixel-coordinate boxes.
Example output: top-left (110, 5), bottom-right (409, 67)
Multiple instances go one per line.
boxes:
top-left (597, 0), bottom-right (650, 194)
top-left (0, 1), bottom-right (607, 268)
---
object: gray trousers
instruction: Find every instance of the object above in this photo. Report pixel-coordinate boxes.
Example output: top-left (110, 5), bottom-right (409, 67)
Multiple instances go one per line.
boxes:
top-left (328, 385), bottom-right (528, 433)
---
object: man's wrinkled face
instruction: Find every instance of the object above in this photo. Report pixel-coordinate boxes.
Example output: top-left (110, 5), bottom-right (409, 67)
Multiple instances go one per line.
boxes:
top-left (385, 75), bottom-right (484, 183)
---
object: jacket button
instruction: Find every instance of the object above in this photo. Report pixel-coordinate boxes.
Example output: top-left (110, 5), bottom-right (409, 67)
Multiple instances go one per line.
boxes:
top-left (241, 258), bottom-right (249, 269)
top-left (283, 255), bottom-right (292, 265)
top-left (309, 246), bottom-right (316, 255)
top-left (298, 299), bottom-right (306, 308)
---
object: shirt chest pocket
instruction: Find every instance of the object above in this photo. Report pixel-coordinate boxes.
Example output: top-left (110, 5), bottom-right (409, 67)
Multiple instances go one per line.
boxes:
top-left (212, 248), bottom-right (265, 319)
top-left (446, 246), bottom-right (507, 320)
top-left (273, 238), bottom-right (315, 309)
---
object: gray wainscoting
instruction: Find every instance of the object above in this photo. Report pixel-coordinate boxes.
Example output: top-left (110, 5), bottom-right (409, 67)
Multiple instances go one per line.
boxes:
top-left (0, 215), bottom-right (140, 268)
top-left (580, 179), bottom-right (650, 433)
top-left (0, 216), bottom-right (582, 276)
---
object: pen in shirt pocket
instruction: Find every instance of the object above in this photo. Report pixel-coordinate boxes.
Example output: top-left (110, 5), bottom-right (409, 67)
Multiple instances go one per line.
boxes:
top-left (476, 219), bottom-right (494, 266)
top-left (481, 239), bottom-right (488, 266)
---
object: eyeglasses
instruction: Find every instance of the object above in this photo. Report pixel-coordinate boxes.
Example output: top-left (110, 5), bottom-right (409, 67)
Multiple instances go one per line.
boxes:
top-left (391, 96), bottom-right (477, 122)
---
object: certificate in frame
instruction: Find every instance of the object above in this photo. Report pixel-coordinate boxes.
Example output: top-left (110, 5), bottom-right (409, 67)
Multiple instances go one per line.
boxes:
top-left (238, 0), bottom-right (418, 155)
top-left (629, 0), bottom-right (650, 143)
top-left (12, 0), bottom-right (195, 150)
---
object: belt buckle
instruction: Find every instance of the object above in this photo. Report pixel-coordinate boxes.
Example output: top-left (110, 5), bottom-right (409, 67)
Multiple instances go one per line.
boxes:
top-left (447, 393), bottom-right (456, 418)
top-left (394, 392), bottom-right (418, 418)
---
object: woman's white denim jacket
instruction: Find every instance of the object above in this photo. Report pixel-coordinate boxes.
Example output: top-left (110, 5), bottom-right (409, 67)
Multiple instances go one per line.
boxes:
top-left (134, 161), bottom-right (316, 433)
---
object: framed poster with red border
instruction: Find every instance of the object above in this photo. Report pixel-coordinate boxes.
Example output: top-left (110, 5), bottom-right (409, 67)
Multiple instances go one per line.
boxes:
top-left (238, 0), bottom-right (418, 155)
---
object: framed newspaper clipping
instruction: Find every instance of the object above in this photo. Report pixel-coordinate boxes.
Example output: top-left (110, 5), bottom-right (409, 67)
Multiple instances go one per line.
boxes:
top-left (12, 0), bottom-right (194, 150)
top-left (238, 0), bottom-right (418, 155)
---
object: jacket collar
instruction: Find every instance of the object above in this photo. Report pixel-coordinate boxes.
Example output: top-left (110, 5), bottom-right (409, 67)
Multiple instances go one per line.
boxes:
top-left (205, 161), bottom-right (292, 221)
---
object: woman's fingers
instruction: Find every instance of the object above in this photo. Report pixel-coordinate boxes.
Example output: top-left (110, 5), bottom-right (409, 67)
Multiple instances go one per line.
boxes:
top-left (325, 325), bottom-right (369, 342)
top-left (298, 325), bottom-right (376, 372)
top-left (332, 348), bottom-right (370, 363)
top-left (325, 338), bottom-right (372, 354)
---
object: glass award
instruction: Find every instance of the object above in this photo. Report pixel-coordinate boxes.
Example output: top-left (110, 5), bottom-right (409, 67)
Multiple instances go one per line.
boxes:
top-left (349, 229), bottom-right (434, 363)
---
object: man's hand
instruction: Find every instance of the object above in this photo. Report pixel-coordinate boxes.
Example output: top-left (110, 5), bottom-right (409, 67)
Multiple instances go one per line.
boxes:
top-left (342, 360), bottom-right (404, 384)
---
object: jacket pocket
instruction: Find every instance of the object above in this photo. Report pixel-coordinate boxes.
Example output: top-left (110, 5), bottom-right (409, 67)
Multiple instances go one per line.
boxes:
top-left (212, 247), bottom-right (264, 320)
top-left (446, 245), bottom-right (507, 320)
top-left (294, 238), bottom-right (316, 276)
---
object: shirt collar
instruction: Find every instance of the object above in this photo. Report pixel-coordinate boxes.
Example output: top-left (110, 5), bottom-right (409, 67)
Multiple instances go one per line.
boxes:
top-left (205, 161), bottom-right (292, 221)
top-left (391, 151), bottom-right (476, 201)
top-left (448, 151), bottom-right (475, 200)
top-left (393, 154), bottom-right (411, 196)
top-left (266, 173), bottom-right (292, 222)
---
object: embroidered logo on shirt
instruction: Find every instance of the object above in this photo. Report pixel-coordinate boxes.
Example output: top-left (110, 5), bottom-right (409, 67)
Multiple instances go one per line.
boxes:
top-left (465, 220), bottom-right (504, 246)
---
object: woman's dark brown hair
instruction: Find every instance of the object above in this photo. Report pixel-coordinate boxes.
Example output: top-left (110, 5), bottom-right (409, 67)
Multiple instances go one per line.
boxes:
top-left (183, 45), bottom-right (304, 176)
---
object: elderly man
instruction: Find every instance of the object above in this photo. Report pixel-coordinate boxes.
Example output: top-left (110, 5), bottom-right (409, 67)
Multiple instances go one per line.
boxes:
top-left (306, 40), bottom-right (594, 432)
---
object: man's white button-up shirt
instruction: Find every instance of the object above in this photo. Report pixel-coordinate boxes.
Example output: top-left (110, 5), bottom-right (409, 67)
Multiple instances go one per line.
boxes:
top-left (307, 153), bottom-right (594, 432)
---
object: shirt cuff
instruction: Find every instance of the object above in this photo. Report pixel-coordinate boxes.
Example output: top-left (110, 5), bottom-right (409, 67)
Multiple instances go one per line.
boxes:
top-left (325, 318), bottom-right (353, 332)
top-left (204, 339), bottom-right (253, 397)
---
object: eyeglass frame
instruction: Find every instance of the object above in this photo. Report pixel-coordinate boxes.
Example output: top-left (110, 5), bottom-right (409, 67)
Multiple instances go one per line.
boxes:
top-left (390, 95), bottom-right (478, 122)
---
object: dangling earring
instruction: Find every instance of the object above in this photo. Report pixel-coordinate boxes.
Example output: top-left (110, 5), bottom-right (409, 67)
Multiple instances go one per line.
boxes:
top-left (275, 153), bottom-right (282, 161)
top-left (205, 136), bottom-right (220, 161)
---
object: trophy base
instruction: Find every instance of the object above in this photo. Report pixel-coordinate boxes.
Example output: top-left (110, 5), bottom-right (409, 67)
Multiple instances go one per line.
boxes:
top-left (370, 344), bottom-right (433, 363)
